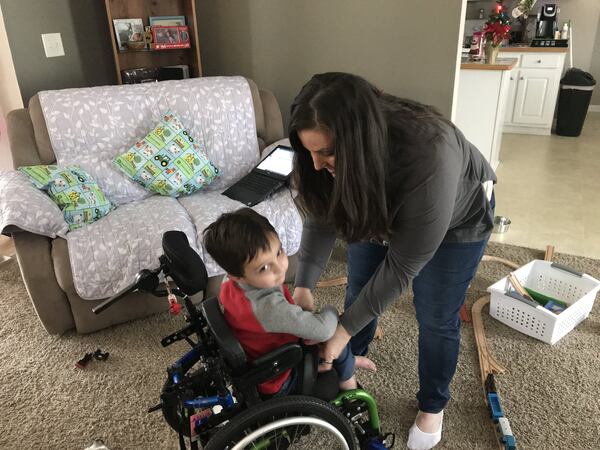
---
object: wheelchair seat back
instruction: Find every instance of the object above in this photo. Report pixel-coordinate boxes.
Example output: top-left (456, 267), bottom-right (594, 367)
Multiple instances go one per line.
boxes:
top-left (162, 231), bottom-right (208, 296)
top-left (201, 296), bottom-right (247, 370)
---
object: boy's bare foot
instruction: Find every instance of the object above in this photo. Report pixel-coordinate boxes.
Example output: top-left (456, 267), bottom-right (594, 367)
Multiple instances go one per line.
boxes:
top-left (354, 355), bottom-right (377, 372)
top-left (375, 325), bottom-right (384, 340)
top-left (338, 375), bottom-right (358, 391)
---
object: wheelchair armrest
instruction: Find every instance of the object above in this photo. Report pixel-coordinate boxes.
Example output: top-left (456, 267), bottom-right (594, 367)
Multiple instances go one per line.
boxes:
top-left (250, 343), bottom-right (302, 368)
top-left (297, 344), bottom-right (318, 395)
top-left (234, 343), bottom-right (303, 390)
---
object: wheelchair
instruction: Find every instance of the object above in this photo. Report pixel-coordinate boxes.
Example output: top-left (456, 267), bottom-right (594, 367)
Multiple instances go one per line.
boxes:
top-left (93, 231), bottom-right (394, 449)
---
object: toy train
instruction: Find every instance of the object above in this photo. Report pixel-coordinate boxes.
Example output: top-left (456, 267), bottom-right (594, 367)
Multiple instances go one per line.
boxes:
top-left (485, 374), bottom-right (517, 450)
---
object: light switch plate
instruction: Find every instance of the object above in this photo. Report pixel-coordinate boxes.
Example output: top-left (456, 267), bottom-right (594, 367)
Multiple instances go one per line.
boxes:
top-left (41, 33), bottom-right (65, 58)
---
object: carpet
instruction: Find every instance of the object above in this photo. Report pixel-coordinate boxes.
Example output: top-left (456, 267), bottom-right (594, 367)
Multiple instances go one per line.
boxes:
top-left (1, 242), bottom-right (599, 450)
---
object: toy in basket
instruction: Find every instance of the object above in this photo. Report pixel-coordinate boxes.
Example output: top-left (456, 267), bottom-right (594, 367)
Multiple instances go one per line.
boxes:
top-left (487, 260), bottom-right (600, 344)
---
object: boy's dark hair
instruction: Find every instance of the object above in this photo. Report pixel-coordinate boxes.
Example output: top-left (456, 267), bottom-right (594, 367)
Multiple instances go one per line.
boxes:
top-left (203, 208), bottom-right (278, 277)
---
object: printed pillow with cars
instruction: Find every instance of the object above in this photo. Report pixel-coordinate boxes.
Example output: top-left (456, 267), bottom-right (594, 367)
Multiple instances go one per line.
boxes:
top-left (113, 111), bottom-right (220, 197)
top-left (18, 165), bottom-right (114, 230)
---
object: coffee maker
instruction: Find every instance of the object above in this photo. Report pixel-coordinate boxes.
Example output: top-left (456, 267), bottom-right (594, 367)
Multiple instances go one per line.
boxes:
top-left (536, 4), bottom-right (559, 38)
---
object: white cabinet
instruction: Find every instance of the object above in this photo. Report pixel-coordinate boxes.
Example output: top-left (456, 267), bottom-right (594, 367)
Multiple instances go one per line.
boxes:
top-left (499, 51), bottom-right (566, 135)
top-left (512, 68), bottom-right (560, 125)
top-left (454, 65), bottom-right (515, 170)
top-left (504, 70), bottom-right (519, 124)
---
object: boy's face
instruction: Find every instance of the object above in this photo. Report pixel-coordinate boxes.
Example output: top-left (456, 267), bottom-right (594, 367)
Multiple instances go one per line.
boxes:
top-left (232, 232), bottom-right (288, 289)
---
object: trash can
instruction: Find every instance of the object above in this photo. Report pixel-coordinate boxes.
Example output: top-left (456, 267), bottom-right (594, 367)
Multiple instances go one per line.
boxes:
top-left (556, 68), bottom-right (596, 137)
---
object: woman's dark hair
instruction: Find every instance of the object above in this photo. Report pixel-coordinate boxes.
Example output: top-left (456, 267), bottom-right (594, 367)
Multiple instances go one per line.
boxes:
top-left (203, 208), bottom-right (277, 277)
top-left (289, 72), bottom-right (448, 241)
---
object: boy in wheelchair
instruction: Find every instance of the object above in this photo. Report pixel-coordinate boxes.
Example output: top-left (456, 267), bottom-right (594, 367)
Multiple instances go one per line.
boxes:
top-left (92, 212), bottom-right (393, 448)
top-left (203, 207), bottom-right (376, 398)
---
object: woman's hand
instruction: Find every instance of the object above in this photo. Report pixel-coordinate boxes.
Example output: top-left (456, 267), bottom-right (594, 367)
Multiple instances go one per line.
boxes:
top-left (319, 324), bottom-right (352, 372)
top-left (293, 287), bottom-right (315, 311)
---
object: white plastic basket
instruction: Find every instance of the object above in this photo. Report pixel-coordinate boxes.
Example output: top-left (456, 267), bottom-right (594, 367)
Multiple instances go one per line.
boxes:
top-left (487, 260), bottom-right (600, 344)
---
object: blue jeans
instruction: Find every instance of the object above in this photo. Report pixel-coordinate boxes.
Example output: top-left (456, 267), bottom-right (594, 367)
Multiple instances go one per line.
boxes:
top-left (345, 237), bottom-right (488, 412)
top-left (330, 344), bottom-right (355, 382)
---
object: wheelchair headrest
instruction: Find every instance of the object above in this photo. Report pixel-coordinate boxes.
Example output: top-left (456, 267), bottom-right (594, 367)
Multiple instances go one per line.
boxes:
top-left (201, 296), bottom-right (247, 371)
top-left (162, 231), bottom-right (208, 296)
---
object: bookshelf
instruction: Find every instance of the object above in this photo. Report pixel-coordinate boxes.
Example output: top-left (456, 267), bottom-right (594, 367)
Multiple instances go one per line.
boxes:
top-left (104, 0), bottom-right (202, 84)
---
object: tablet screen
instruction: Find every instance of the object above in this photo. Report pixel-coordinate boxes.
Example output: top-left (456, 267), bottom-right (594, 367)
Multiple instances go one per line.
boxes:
top-left (256, 146), bottom-right (294, 176)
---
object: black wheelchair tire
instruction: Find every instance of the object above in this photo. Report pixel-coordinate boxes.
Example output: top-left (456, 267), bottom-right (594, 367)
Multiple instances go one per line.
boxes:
top-left (205, 395), bottom-right (357, 450)
top-left (161, 378), bottom-right (193, 437)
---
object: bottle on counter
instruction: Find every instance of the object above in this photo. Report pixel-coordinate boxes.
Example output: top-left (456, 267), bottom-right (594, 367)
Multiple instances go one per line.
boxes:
top-left (561, 22), bottom-right (569, 40)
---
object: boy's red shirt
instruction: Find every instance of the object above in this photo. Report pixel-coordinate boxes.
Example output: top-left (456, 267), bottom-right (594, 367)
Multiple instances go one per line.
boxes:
top-left (218, 280), bottom-right (298, 394)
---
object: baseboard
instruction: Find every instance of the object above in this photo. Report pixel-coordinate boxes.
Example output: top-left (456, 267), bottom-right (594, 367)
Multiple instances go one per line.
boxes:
top-left (589, 105), bottom-right (600, 112)
top-left (503, 125), bottom-right (551, 135)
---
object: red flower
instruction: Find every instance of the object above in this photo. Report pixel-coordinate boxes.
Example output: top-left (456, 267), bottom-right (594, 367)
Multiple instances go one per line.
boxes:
top-left (483, 21), bottom-right (512, 47)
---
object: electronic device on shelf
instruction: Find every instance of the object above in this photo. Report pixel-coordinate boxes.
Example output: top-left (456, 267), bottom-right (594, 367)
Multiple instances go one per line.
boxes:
top-left (535, 4), bottom-right (559, 39)
top-left (530, 38), bottom-right (568, 48)
top-left (157, 65), bottom-right (190, 80)
top-left (121, 67), bottom-right (159, 84)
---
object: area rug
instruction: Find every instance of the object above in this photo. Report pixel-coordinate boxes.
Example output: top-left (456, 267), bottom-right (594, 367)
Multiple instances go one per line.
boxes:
top-left (0, 242), bottom-right (599, 449)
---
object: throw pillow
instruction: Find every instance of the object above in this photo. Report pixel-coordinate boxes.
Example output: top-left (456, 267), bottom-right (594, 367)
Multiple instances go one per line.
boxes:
top-left (17, 164), bottom-right (61, 189)
top-left (0, 171), bottom-right (69, 238)
top-left (18, 165), bottom-right (114, 231)
top-left (113, 111), bottom-right (220, 197)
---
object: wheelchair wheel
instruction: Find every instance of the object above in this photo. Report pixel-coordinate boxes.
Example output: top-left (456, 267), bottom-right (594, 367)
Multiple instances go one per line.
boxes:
top-left (205, 395), bottom-right (357, 450)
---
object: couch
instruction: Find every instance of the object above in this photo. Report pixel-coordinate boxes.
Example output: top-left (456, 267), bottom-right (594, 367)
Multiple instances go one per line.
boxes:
top-left (5, 77), bottom-right (302, 335)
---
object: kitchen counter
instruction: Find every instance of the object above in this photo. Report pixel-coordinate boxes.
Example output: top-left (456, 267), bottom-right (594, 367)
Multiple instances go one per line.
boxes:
top-left (461, 57), bottom-right (518, 71)
top-left (500, 45), bottom-right (568, 53)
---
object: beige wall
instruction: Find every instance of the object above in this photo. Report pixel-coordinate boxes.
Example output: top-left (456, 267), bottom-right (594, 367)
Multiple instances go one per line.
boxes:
top-left (197, 0), bottom-right (464, 128)
top-left (0, 4), bottom-right (22, 170)
top-left (590, 13), bottom-right (600, 105)
top-left (0, 0), bottom-right (116, 105)
top-left (537, 0), bottom-right (600, 106)
top-left (1, 0), bottom-right (465, 164)
top-left (557, 0), bottom-right (600, 72)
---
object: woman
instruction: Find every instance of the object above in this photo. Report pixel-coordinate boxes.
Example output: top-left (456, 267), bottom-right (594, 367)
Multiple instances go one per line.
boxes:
top-left (289, 73), bottom-right (496, 450)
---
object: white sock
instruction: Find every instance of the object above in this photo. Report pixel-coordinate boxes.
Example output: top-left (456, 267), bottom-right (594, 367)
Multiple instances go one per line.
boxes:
top-left (406, 411), bottom-right (443, 450)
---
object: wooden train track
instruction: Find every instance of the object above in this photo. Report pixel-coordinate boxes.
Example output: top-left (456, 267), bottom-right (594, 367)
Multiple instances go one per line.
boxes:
top-left (316, 276), bottom-right (347, 288)
top-left (472, 296), bottom-right (506, 385)
top-left (481, 255), bottom-right (519, 270)
top-left (474, 246), bottom-right (555, 449)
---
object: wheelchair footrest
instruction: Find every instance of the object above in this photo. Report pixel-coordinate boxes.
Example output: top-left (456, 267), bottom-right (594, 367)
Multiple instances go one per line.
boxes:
top-left (364, 432), bottom-right (395, 449)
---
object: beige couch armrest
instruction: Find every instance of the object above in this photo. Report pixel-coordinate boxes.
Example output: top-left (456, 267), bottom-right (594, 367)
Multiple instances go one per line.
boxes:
top-left (27, 95), bottom-right (56, 165)
top-left (6, 109), bottom-right (43, 168)
top-left (259, 89), bottom-right (284, 145)
top-left (12, 232), bottom-right (75, 334)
